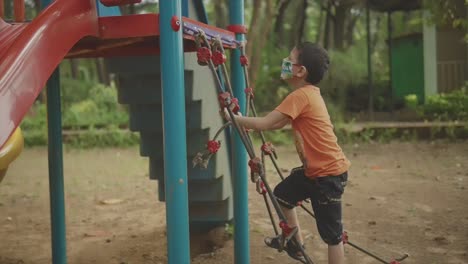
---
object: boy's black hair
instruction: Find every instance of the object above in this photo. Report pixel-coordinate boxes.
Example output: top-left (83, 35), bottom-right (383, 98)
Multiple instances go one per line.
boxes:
top-left (296, 42), bottom-right (329, 85)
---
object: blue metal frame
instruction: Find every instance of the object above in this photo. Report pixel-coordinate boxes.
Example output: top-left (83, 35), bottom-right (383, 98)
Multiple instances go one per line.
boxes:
top-left (182, 0), bottom-right (188, 17)
top-left (39, 0), bottom-right (67, 262)
top-left (159, 1), bottom-right (191, 263)
top-left (46, 69), bottom-right (67, 264)
top-left (96, 1), bottom-right (121, 17)
top-left (229, 1), bottom-right (249, 263)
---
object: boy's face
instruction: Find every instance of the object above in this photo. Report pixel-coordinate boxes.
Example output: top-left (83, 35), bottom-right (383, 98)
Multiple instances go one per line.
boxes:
top-left (282, 48), bottom-right (308, 85)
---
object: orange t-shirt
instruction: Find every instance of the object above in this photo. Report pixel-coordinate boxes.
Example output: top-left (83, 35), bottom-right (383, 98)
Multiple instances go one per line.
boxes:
top-left (275, 85), bottom-right (350, 177)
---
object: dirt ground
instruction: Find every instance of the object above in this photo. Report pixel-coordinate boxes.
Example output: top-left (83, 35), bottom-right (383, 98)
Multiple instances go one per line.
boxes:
top-left (0, 141), bottom-right (467, 264)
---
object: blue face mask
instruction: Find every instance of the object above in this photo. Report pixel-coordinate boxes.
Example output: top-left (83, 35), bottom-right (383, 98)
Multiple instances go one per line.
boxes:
top-left (280, 58), bottom-right (294, 80)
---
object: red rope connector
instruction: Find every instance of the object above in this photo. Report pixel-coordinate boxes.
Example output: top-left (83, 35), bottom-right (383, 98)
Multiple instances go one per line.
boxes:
top-left (248, 157), bottom-right (263, 174)
top-left (389, 261), bottom-right (401, 264)
top-left (218, 92), bottom-right (239, 114)
top-left (240, 55), bottom-right (249, 66)
top-left (248, 157), bottom-right (263, 182)
top-left (212, 50), bottom-right (227, 66)
top-left (296, 201), bottom-right (303, 206)
top-left (261, 142), bottom-right (275, 156)
top-left (206, 140), bottom-right (221, 154)
top-left (230, 97), bottom-right (240, 114)
top-left (342, 231), bottom-right (349, 245)
top-left (279, 221), bottom-right (294, 237)
top-left (197, 47), bottom-right (212, 66)
top-left (259, 181), bottom-right (267, 195)
top-left (218, 92), bottom-right (230, 107)
top-left (244, 87), bottom-right (254, 98)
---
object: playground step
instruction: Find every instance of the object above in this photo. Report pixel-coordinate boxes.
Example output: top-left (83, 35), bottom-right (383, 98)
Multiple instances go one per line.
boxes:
top-left (128, 101), bottom-right (202, 132)
top-left (139, 129), bottom-right (210, 158)
top-left (149, 154), bottom-right (221, 181)
top-left (106, 56), bottom-right (163, 74)
top-left (153, 174), bottom-right (231, 202)
top-left (109, 51), bottom-right (234, 228)
top-left (189, 198), bottom-right (233, 223)
top-left (115, 71), bottom-right (194, 105)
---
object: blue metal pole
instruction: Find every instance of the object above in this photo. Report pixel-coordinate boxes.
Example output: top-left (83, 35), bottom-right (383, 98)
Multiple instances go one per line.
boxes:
top-left (40, 0), bottom-right (67, 263)
top-left (229, 1), bottom-right (249, 263)
top-left (159, 1), bottom-right (191, 264)
top-left (46, 69), bottom-right (67, 264)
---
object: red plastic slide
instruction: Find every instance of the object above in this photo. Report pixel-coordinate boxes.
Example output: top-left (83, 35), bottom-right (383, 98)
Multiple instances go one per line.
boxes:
top-left (0, 0), bottom-right (99, 149)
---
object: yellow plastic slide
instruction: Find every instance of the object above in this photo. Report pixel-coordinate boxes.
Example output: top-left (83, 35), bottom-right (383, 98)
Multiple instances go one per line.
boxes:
top-left (0, 127), bottom-right (24, 183)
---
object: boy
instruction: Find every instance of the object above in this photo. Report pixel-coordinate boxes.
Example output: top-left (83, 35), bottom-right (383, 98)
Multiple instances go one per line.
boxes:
top-left (226, 42), bottom-right (350, 264)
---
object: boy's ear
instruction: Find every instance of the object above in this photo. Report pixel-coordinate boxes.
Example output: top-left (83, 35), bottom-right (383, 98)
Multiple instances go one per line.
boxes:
top-left (297, 66), bottom-right (308, 78)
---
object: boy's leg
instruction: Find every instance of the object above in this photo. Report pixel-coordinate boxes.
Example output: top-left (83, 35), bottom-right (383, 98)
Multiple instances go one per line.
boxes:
top-left (309, 172), bottom-right (348, 264)
top-left (268, 167), bottom-right (310, 247)
top-left (280, 206), bottom-right (303, 244)
top-left (328, 242), bottom-right (345, 264)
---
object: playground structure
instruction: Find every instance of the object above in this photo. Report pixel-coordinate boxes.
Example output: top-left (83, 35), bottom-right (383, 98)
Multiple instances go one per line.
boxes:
top-left (0, 0), bottom-right (412, 263)
top-left (0, 0), bottom-right (245, 263)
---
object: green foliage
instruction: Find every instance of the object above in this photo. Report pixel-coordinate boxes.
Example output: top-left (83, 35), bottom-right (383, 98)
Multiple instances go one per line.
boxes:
top-left (65, 129), bottom-right (139, 148)
top-left (253, 40), bottom-right (291, 111)
top-left (404, 94), bottom-right (419, 109)
top-left (63, 84), bottom-right (128, 128)
top-left (424, 0), bottom-right (468, 42)
top-left (60, 78), bottom-right (95, 108)
top-left (21, 84), bottom-right (134, 148)
top-left (22, 128), bottom-right (139, 148)
top-left (421, 89), bottom-right (468, 121)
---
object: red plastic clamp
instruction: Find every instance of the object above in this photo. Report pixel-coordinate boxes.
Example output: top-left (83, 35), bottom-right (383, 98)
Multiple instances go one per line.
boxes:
top-left (227, 24), bottom-right (248, 34)
top-left (259, 181), bottom-right (267, 195)
top-left (248, 157), bottom-right (263, 174)
top-left (389, 261), bottom-right (401, 264)
top-left (218, 92), bottom-right (231, 108)
top-left (261, 142), bottom-right (275, 156)
top-left (230, 97), bottom-right (240, 114)
top-left (240, 55), bottom-right (249, 66)
top-left (279, 221), bottom-right (294, 236)
top-left (342, 231), bottom-right (349, 244)
top-left (171, 16), bottom-right (181, 31)
top-left (206, 140), bottom-right (221, 154)
top-left (197, 47), bottom-right (212, 66)
top-left (296, 201), bottom-right (303, 206)
top-left (212, 50), bottom-right (227, 66)
top-left (244, 87), bottom-right (254, 98)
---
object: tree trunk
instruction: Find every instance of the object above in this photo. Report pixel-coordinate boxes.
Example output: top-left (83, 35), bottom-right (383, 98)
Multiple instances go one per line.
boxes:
top-left (273, 0), bottom-right (291, 47)
top-left (246, 0), bottom-right (262, 62)
top-left (70, 59), bottom-right (79, 79)
top-left (371, 16), bottom-right (381, 52)
top-left (249, 0), bottom-right (275, 84)
top-left (323, 1), bottom-right (332, 49)
top-left (95, 58), bottom-right (110, 86)
top-left (333, 3), bottom-right (347, 50)
top-left (345, 15), bottom-right (359, 48)
top-left (129, 3), bottom-right (135, 15)
top-left (296, 0), bottom-right (308, 45)
top-left (213, 0), bottom-right (227, 28)
top-left (315, 0), bottom-right (325, 43)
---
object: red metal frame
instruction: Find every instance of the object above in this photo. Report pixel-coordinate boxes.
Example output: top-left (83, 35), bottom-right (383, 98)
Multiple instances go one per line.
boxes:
top-left (0, 1), bottom-right (238, 148)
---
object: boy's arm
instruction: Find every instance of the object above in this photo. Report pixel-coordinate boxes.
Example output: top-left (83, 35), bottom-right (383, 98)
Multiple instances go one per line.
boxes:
top-left (231, 110), bottom-right (290, 131)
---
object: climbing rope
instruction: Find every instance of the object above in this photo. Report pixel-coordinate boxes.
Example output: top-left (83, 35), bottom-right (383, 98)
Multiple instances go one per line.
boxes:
top-left (192, 28), bottom-right (408, 264)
